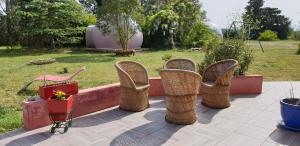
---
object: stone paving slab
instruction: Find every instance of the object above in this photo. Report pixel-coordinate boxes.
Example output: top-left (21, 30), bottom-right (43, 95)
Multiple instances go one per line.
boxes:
top-left (1, 82), bottom-right (300, 146)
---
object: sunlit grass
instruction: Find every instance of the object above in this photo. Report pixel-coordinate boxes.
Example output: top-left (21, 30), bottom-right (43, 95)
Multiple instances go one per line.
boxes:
top-left (0, 40), bottom-right (299, 133)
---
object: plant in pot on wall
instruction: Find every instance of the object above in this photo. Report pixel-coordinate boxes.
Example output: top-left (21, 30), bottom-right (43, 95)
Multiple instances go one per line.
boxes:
top-left (97, 0), bottom-right (144, 56)
top-left (197, 39), bottom-right (263, 95)
top-left (47, 90), bottom-right (74, 133)
top-left (198, 39), bottom-right (253, 76)
top-left (280, 84), bottom-right (300, 131)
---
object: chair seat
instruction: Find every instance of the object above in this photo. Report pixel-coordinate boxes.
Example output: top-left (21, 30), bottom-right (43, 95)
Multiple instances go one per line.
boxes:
top-left (202, 81), bottom-right (215, 87)
top-left (135, 83), bottom-right (150, 90)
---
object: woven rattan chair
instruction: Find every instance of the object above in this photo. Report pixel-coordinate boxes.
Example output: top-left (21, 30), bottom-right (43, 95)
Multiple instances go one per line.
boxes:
top-left (115, 61), bottom-right (149, 112)
top-left (164, 58), bottom-right (196, 71)
top-left (160, 69), bottom-right (201, 125)
top-left (201, 59), bottom-right (238, 109)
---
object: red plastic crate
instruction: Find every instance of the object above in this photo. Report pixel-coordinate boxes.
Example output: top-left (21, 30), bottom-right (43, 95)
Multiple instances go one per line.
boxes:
top-left (47, 95), bottom-right (74, 121)
top-left (39, 82), bottom-right (78, 100)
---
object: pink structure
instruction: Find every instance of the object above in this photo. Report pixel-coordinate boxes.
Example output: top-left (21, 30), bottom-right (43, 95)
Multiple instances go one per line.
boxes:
top-left (23, 75), bottom-right (263, 130)
top-left (85, 25), bottom-right (143, 50)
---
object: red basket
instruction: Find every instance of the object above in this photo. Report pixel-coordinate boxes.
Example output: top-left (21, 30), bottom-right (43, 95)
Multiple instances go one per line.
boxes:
top-left (39, 82), bottom-right (78, 100)
top-left (47, 95), bottom-right (74, 121)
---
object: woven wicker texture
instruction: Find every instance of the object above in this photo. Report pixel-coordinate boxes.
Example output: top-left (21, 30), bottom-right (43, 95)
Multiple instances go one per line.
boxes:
top-left (160, 69), bottom-right (201, 125)
top-left (115, 61), bottom-right (149, 112)
top-left (201, 59), bottom-right (238, 109)
top-left (164, 58), bottom-right (196, 71)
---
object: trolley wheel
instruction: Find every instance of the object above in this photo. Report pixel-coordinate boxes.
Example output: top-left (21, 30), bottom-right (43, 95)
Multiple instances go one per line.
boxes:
top-left (64, 126), bottom-right (69, 133)
top-left (55, 122), bottom-right (60, 128)
top-left (50, 127), bottom-right (56, 133)
top-left (67, 121), bottom-right (72, 127)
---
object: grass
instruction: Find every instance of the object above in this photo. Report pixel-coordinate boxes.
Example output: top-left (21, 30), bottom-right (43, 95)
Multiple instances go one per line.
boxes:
top-left (0, 40), bottom-right (299, 133)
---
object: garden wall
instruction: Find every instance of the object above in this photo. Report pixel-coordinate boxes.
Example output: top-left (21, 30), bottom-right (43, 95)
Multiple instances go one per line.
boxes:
top-left (23, 75), bottom-right (262, 130)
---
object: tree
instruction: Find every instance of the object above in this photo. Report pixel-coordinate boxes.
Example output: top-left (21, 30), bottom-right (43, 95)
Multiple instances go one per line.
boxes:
top-left (0, 0), bottom-right (5, 15)
top-left (0, 0), bottom-right (19, 47)
top-left (184, 22), bottom-right (217, 48)
top-left (142, 0), bottom-right (177, 16)
top-left (146, 8), bottom-right (179, 49)
top-left (259, 7), bottom-right (291, 39)
top-left (173, 0), bottom-right (205, 45)
top-left (142, 0), bottom-right (206, 49)
top-left (79, 0), bottom-right (98, 14)
top-left (243, 0), bottom-right (264, 39)
top-left (98, 0), bottom-right (144, 51)
top-left (15, 0), bottom-right (95, 48)
top-left (243, 0), bottom-right (291, 39)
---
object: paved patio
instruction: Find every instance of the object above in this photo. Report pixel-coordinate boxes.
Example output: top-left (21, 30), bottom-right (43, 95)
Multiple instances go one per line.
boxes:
top-left (1, 82), bottom-right (300, 146)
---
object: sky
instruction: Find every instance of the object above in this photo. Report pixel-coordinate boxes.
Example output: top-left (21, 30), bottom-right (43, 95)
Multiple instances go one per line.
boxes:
top-left (201, 0), bottom-right (300, 30)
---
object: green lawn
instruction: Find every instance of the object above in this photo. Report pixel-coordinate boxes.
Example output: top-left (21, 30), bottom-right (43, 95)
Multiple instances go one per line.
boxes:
top-left (0, 40), bottom-right (299, 133)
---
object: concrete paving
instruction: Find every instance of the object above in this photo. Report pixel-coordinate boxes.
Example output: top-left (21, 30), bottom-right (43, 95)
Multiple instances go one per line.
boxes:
top-left (1, 82), bottom-right (300, 146)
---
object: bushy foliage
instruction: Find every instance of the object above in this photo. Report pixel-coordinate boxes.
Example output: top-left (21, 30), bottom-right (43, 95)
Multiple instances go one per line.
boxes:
top-left (223, 28), bottom-right (240, 39)
top-left (79, 0), bottom-right (98, 14)
top-left (0, 15), bottom-right (6, 45)
top-left (144, 8), bottom-right (179, 49)
top-left (173, 0), bottom-right (206, 45)
top-left (142, 0), bottom-right (207, 49)
top-left (198, 39), bottom-right (253, 75)
top-left (258, 30), bottom-right (278, 41)
top-left (243, 0), bottom-right (291, 40)
top-left (162, 54), bottom-right (172, 62)
top-left (184, 23), bottom-right (217, 48)
top-left (15, 0), bottom-right (96, 48)
top-left (97, 0), bottom-right (143, 50)
top-left (0, 0), bottom-right (20, 47)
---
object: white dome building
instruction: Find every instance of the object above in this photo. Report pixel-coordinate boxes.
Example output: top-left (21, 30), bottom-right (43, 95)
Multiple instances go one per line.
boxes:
top-left (205, 21), bottom-right (223, 39)
top-left (86, 25), bottom-right (143, 50)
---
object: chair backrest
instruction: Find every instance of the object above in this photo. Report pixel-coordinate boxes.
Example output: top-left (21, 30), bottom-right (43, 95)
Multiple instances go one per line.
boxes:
top-left (115, 61), bottom-right (149, 88)
top-left (69, 66), bottom-right (86, 81)
top-left (160, 69), bottom-right (201, 96)
top-left (164, 58), bottom-right (196, 71)
top-left (202, 59), bottom-right (238, 85)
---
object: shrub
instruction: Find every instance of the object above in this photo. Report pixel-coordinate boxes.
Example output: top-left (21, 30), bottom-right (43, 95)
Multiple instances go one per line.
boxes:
top-left (198, 39), bottom-right (253, 75)
top-left (258, 30), bottom-right (278, 41)
top-left (162, 54), bottom-right (172, 62)
top-left (184, 23), bottom-right (218, 49)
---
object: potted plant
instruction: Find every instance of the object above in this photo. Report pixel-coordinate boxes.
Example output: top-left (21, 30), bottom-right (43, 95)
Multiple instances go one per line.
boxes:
top-left (47, 90), bottom-right (74, 122)
top-left (280, 84), bottom-right (300, 131)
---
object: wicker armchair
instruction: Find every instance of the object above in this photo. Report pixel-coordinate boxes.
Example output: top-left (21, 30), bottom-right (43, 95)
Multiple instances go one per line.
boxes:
top-left (164, 58), bottom-right (196, 71)
top-left (201, 59), bottom-right (238, 109)
top-left (115, 61), bottom-right (149, 112)
top-left (160, 69), bottom-right (201, 125)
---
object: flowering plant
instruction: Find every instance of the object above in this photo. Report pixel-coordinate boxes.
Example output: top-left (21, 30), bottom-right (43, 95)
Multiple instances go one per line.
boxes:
top-left (53, 90), bottom-right (66, 100)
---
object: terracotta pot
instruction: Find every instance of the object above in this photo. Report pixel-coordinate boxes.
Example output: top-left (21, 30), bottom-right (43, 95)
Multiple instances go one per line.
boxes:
top-left (47, 95), bottom-right (74, 121)
top-left (39, 82), bottom-right (78, 100)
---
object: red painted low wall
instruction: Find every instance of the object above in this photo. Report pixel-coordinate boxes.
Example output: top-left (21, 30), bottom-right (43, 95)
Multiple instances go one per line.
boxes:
top-left (23, 75), bottom-right (262, 130)
top-left (230, 75), bottom-right (263, 95)
top-left (23, 83), bottom-right (121, 130)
